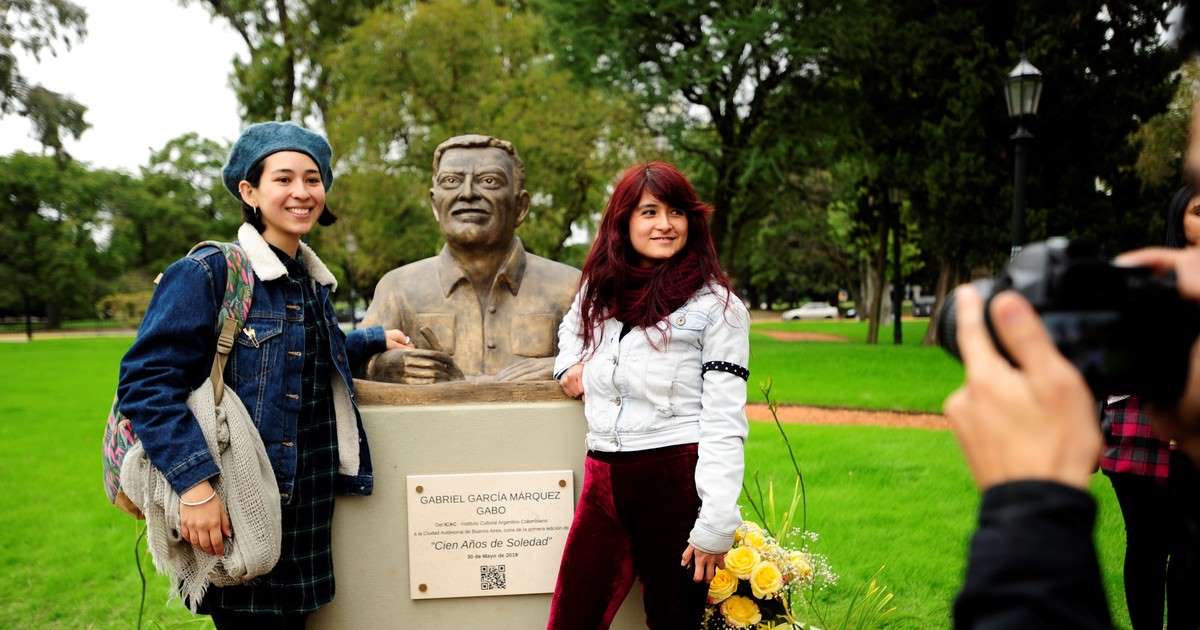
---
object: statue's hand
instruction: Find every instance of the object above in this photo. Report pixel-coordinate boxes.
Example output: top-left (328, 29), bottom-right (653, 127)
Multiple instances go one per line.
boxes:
top-left (494, 357), bottom-right (555, 382)
top-left (367, 348), bottom-right (464, 384)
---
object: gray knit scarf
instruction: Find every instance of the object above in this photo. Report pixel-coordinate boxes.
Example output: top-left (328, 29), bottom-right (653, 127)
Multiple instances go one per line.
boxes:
top-left (120, 381), bottom-right (281, 611)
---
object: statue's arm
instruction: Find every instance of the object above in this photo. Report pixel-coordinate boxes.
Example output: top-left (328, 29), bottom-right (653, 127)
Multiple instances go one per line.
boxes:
top-left (354, 273), bottom-right (409, 378)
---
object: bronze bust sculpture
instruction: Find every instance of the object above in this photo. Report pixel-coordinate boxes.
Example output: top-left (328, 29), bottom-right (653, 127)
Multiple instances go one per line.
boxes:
top-left (362, 135), bottom-right (581, 384)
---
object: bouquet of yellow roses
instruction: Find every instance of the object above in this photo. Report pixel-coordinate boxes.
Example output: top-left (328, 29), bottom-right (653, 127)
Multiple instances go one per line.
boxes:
top-left (701, 521), bottom-right (832, 630)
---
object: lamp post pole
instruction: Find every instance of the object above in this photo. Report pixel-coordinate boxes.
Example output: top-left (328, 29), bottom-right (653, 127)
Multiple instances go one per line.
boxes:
top-left (1005, 55), bottom-right (1043, 260)
top-left (1011, 126), bottom-right (1032, 260)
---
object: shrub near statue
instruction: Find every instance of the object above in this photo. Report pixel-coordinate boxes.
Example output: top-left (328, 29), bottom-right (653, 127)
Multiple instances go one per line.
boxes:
top-left (362, 135), bottom-right (581, 384)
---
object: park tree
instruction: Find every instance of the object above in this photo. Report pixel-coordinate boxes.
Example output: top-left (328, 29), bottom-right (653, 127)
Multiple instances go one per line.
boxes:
top-left (319, 0), bottom-right (647, 300)
top-left (178, 0), bottom-right (385, 123)
top-left (1, 0), bottom-right (89, 157)
top-left (539, 0), bottom-right (870, 274)
top-left (0, 153), bottom-right (111, 336)
top-left (1130, 59), bottom-right (1200, 191)
top-left (822, 1), bottom-right (1180, 345)
top-left (105, 133), bottom-right (241, 275)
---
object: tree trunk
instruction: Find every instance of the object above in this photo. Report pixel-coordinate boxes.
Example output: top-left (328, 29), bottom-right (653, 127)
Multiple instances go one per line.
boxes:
top-left (865, 221), bottom-right (888, 344)
top-left (275, 0), bottom-right (296, 120)
top-left (22, 291), bottom-right (33, 341)
top-left (709, 151), bottom-right (740, 262)
top-left (858, 260), bottom-right (869, 321)
top-left (922, 258), bottom-right (958, 346)
top-left (46, 302), bottom-right (62, 330)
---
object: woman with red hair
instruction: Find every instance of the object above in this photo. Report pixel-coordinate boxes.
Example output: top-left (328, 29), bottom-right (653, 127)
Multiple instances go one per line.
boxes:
top-left (548, 162), bottom-right (750, 628)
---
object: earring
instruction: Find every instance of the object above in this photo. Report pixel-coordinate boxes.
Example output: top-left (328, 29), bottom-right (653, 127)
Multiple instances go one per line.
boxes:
top-left (253, 206), bottom-right (261, 219)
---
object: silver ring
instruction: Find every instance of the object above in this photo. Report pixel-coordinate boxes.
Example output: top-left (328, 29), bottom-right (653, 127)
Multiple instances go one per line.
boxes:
top-left (403, 335), bottom-right (411, 345)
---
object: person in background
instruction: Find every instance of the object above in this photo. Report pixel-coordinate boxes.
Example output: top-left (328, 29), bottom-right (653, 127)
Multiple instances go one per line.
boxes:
top-left (1100, 186), bottom-right (1200, 630)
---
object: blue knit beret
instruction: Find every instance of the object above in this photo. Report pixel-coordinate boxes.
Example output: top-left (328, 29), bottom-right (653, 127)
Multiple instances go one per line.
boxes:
top-left (222, 121), bottom-right (334, 200)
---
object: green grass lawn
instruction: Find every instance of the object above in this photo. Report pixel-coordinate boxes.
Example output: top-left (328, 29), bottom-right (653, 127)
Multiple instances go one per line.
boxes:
top-left (742, 421), bottom-right (1130, 629)
top-left (747, 320), bottom-right (963, 413)
top-left (0, 337), bottom-right (202, 629)
top-left (0, 335), bottom-right (1131, 629)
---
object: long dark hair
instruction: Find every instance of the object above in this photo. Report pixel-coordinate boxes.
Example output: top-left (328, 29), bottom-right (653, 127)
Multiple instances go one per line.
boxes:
top-left (576, 161), bottom-right (731, 352)
top-left (1165, 185), bottom-right (1196, 248)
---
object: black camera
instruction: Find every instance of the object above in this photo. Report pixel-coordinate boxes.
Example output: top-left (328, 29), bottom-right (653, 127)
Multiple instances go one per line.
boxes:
top-left (937, 238), bottom-right (1200, 403)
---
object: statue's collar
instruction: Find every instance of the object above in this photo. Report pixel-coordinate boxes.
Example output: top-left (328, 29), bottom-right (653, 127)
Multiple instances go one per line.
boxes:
top-left (437, 238), bottom-right (528, 298)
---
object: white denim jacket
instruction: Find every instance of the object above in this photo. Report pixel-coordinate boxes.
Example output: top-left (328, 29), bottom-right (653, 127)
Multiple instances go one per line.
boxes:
top-left (554, 284), bottom-right (750, 553)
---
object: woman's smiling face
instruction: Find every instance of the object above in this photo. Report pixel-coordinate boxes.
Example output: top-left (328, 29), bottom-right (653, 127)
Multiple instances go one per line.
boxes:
top-left (240, 151), bottom-right (326, 248)
top-left (628, 190), bottom-right (688, 266)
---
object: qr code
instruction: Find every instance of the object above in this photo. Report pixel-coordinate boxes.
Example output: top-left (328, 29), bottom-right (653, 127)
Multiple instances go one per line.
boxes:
top-left (480, 564), bottom-right (506, 591)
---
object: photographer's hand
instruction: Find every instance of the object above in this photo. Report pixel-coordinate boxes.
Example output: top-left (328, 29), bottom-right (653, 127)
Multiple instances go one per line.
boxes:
top-left (943, 286), bottom-right (1102, 490)
top-left (1116, 246), bottom-right (1200, 457)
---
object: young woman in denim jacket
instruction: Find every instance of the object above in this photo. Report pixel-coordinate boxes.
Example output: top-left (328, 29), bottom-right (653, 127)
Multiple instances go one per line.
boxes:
top-left (118, 122), bottom-right (410, 629)
top-left (548, 162), bottom-right (750, 629)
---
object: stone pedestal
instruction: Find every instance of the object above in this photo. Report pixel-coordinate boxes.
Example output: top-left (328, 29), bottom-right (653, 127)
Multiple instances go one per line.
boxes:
top-left (310, 385), bottom-right (644, 629)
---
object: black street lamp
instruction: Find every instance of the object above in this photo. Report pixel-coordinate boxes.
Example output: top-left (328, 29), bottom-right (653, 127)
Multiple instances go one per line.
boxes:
top-left (1005, 55), bottom-right (1043, 260)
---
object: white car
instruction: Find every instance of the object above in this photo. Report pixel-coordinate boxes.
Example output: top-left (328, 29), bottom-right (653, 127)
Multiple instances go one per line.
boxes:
top-left (781, 302), bottom-right (839, 320)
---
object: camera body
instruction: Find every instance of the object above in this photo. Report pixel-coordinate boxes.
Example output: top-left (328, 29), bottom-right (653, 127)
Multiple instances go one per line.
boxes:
top-left (937, 238), bottom-right (1200, 403)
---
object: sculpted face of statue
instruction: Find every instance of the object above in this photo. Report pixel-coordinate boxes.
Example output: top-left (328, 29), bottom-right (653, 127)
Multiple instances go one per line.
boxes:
top-left (361, 135), bottom-right (582, 386)
top-left (431, 147), bottom-right (531, 250)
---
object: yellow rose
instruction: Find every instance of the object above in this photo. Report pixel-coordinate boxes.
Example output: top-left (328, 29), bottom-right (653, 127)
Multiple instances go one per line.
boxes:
top-left (735, 521), bottom-right (762, 544)
top-left (750, 560), bottom-right (784, 598)
top-left (707, 568), bottom-right (737, 604)
top-left (790, 552), bottom-right (813, 581)
top-left (724, 545), bottom-right (761, 579)
top-left (743, 528), bottom-right (768, 550)
top-left (720, 595), bottom-right (763, 628)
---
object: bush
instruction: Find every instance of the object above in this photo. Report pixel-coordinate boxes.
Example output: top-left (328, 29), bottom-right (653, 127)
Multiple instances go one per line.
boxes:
top-left (96, 291), bottom-right (153, 326)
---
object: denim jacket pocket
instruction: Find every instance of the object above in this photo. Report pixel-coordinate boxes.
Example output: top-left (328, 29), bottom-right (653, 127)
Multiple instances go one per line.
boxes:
top-left (232, 318), bottom-right (284, 385)
top-left (645, 310), bottom-right (708, 414)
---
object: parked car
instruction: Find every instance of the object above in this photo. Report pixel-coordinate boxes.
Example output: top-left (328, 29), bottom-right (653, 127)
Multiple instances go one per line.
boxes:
top-left (911, 296), bottom-right (936, 317)
top-left (336, 306), bottom-right (369, 323)
top-left (781, 302), bottom-right (839, 320)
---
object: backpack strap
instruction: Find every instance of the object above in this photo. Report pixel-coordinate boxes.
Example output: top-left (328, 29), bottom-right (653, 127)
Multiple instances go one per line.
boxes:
top-left (188, 241), bottom-right (255, 405)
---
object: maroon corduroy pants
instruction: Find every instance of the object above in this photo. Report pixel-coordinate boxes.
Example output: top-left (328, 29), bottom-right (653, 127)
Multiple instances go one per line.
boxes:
top-left (547, 443), bottom-right (708, 630)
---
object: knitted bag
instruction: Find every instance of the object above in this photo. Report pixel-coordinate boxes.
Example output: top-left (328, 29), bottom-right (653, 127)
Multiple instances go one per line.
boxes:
top-left (103, 241), bottom-right (255, 518)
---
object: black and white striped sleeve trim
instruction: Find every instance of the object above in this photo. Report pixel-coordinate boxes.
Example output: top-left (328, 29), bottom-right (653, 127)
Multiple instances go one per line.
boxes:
top-left (702, 361), bottom-right (749, 381)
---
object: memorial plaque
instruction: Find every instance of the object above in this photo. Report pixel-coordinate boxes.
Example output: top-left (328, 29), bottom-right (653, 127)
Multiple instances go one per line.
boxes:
top-left (406, 470), bottom-right (574, 599)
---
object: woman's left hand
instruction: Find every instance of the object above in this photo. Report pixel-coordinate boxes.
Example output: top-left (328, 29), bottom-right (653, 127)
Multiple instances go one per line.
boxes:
top-left (681, 543), bottom-right (724, 582)
top-left (384, 328), bottom-right (415, 350)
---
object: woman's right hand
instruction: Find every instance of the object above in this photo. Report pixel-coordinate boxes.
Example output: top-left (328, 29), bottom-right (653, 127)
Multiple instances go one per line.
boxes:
top-left (559, 363), bottom-right (585, 399)
top-left (179, 480), bottom-right (232, 556)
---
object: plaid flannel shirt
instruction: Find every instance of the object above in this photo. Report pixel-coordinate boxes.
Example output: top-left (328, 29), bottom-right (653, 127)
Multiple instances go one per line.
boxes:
top-left (1100, 394), bottom-right (1173, 483)
top-left (201, 247), bottom-right (339, 616)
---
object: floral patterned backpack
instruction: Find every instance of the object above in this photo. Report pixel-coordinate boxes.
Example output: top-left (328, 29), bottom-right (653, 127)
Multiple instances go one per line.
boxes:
top-left (102, 241), bottom-right (255, 518)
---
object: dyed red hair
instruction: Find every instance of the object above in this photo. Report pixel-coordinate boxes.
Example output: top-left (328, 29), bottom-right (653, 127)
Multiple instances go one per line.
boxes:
top-left (576, 161), bottom-right (732, 352)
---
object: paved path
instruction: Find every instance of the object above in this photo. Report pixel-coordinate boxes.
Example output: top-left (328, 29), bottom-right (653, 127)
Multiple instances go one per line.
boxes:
top-left (746, 403), bottom-right (948, 430)
top-left (0, 329), bottom-right (136, 342)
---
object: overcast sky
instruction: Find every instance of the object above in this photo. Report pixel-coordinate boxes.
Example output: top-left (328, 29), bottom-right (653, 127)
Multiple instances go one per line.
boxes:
top-left (0, 0), bottom-right (246, 173)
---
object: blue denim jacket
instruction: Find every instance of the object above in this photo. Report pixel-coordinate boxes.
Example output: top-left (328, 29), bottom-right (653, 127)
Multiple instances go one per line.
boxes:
top-left (117, 224), bottom-right (386, 501)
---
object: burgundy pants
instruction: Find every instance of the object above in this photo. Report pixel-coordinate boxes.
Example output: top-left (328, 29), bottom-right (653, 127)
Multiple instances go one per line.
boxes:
top-left (547, 443), bottom-right (708, 630)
